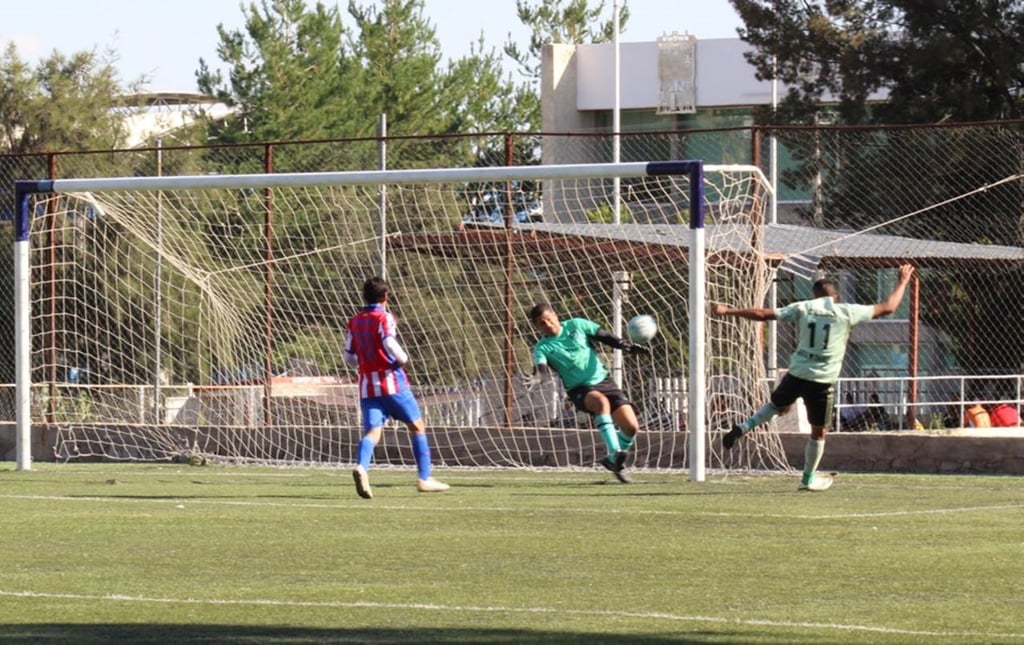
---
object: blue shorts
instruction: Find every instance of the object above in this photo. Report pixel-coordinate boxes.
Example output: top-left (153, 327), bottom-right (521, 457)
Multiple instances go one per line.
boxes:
top-left (360, 388), bottom-right (422, 431)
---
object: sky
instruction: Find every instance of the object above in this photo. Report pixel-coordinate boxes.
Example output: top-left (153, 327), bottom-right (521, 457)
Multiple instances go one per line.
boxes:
top-left (0, 0), bottom-right (744, 92)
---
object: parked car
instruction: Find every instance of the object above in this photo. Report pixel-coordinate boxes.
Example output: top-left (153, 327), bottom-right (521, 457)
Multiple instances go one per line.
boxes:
top-left (464, 184), bottom-right (542, 224)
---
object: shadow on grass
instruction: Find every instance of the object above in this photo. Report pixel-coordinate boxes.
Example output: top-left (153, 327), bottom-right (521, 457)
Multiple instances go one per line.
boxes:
top-left (0, 623), bottom-right (762, 644)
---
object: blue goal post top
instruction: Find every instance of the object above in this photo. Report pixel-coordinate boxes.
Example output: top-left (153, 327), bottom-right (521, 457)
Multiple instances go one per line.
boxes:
top-left (12, 160), bottom-right (710, 240)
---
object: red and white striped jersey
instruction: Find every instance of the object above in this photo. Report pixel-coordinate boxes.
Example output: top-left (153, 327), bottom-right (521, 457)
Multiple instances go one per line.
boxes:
top-left (345, 304), bottom-right (411, 398)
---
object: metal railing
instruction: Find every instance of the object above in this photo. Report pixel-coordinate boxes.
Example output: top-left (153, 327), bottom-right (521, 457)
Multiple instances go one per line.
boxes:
top-left (834, 374), bottom-right (1023, 431)
top-left (0, 373), bottom-right (1020, 432)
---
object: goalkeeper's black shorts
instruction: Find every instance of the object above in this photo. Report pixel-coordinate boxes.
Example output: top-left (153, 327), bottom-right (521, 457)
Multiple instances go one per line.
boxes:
top-left (567, 378), bottom-right (632, 414)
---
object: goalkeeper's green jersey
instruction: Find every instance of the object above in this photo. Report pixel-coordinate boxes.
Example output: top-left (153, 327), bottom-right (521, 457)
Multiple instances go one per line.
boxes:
top-left (776, 296), bottom-right (875, 384)
top-left (533, 317), bottom-right (607, 390)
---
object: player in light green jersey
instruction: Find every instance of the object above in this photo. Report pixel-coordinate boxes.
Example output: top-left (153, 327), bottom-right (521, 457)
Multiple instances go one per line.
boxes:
top-left (712, 264), bottom-right (915, 491)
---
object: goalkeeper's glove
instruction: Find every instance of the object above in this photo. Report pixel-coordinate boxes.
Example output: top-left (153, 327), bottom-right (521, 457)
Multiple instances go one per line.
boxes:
top-left (622, 340), bottom-right (651, 356)
top-left (522, 365), bottom-right (551, 391)
top-left (591, 328), bottom-right (649, 356)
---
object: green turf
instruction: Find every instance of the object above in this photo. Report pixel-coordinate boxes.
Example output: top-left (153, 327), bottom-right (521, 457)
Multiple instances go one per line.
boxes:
top-left (0, 463), bottom-right (1021, 643)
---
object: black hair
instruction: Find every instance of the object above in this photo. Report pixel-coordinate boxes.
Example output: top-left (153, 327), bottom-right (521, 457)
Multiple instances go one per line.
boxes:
top-left (812, 279), bottom-right (838, 299)
top-left (363, 277), bottom-right (389, 304)
top-left (528, 302), bottom-right (555, 322)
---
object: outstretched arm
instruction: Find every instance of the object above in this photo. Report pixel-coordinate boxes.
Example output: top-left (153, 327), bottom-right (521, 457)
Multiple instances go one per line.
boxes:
top-left (589, 328), bottom-right (650, 355)
top-left (710, 303), bottom-right (777, 321)
top-left (872, 263), bottom-right (915, 319)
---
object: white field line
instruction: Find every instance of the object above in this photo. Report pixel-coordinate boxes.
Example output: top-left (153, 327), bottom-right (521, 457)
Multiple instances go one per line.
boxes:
top-left (0, 589), bottom-right (1020, 641)
top-left (700, 503), bottom-right (1024, 520)
top-left (0, 492), bottom-right (1021, 520)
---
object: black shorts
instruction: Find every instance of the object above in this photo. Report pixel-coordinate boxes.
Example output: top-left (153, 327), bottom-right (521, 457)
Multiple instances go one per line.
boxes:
top-left (771, 373), bottom-right (835, 428)
top-left (567, 378), bottom-right (632, 414)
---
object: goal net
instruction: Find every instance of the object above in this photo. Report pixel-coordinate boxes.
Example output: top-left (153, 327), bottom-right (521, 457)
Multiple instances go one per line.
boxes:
top-left (13, 162), bottom-right (787, 474)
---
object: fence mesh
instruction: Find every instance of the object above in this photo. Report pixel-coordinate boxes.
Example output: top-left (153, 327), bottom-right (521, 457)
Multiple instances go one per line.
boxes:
top-left (2, 121), bottom-right (1023, 464)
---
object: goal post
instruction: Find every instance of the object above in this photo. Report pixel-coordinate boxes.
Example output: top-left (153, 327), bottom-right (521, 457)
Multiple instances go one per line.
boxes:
top-left (13, 161), bottom-right (780, 476)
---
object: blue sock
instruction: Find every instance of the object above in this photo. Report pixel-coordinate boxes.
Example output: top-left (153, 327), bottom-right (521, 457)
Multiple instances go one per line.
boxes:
top-left (357, 434), bottom-right (377, 470)
top-left (412, 432), bottom-right (432, 480)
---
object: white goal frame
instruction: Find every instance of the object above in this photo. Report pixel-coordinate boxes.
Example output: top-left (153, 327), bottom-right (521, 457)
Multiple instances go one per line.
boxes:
top-left (14, 161), bottom-right (770, 478)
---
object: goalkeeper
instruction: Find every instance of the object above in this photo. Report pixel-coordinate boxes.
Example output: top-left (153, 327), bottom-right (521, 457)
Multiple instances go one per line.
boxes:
top-left (712, 263), bottom-right (915, 491)
top-left (526, 303), bottom-right (650, 483)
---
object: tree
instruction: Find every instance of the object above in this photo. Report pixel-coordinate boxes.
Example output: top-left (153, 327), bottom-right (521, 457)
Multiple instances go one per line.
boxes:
top-left (731, 0), bottom-right (1024, 125)
top-left (196, 0), bottom-right (531, 146)
top-left (196, 0), bottom-right (354, 145)
top-left (504, 0), bottom-right (630, 129)
top-left (0, 42), bottom-right (145, 154)
top-left (343, 0), bottom-right (448, 136)
top-left (192, 0), bottom-right (542, 381)
top-left (342, 0), bottom-right (538, 164)
top-left (444, 36), bottom-right (537, 135)
top-left (505, 0), bottom-right (629, 78)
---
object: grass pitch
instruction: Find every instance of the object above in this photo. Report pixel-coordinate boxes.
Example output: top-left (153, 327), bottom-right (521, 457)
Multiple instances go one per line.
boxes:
top-left (0, 463), bottom-right (1022, 643)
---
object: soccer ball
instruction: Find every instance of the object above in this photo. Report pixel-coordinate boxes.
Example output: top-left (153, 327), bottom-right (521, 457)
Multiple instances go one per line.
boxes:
top-left (627, 314), bottom-right (658, 344)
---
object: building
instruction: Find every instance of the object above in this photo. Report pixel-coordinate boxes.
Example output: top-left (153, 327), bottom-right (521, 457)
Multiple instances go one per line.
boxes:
top-left (543, 36), bottom-right (766, 136)
top-left (540, 35), bottom-right (889, 211)
top-left (121, 92), bottom-right (234, 147)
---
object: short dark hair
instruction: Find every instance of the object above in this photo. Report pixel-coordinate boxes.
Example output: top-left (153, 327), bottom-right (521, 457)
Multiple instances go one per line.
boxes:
top-left (528, 303), bottom-right (554, 322)
top-left (812, 279), bottom-right (838, 299)
top-left (363, 277), bottom-right (389, 304)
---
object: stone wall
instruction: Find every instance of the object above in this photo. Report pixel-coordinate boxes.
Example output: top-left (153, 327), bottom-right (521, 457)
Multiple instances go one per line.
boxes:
top-left (779, 431), bottom-right (1024, 476)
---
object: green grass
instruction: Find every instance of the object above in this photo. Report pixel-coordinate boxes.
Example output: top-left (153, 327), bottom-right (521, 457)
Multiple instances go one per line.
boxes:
top-left (1, 463), bottom-right (1022, 644)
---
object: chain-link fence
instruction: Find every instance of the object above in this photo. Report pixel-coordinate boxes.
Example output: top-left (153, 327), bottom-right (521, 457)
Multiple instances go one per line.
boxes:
top-left (2, 122), bottom-right (1023, 442)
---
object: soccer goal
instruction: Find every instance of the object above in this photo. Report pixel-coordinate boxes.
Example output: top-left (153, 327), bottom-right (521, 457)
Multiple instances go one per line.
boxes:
top-left (13, 161), bottom-right (785, 477)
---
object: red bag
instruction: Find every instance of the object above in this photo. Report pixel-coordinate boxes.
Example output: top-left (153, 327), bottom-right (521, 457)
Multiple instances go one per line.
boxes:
top-left (988, 404), bottom-right (1020, 428)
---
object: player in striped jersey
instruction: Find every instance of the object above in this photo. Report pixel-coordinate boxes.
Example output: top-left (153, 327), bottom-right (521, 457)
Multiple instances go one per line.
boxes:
top-left (344, 277), bottom-right (448, 499)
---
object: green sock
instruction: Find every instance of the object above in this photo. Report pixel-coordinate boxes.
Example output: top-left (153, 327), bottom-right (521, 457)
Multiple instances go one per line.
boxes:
top-left (595, 414), bottom-right (620, 456)
top-left (617, 429), bottom-right (635, 452)
top-left (802, 439), bottom-right (825, 484)
top-left (743, 402), bottom-right (780, 432)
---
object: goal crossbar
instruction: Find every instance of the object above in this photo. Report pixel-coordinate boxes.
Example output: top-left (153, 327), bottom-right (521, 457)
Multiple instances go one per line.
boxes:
top-left (17, 162), bottom-right (715, 195)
